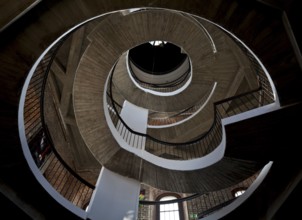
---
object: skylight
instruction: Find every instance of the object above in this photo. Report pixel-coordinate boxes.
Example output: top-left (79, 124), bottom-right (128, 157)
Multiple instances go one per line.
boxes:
top-left (149, 40), bottom-right (167, 46)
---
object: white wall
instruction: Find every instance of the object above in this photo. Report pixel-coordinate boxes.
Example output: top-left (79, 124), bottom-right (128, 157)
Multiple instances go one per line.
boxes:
top-left (86, 168), bottom-right (141, 220)
top-left (119, 101), bottom-right (148, 150)
top-left (120, 101), bottom-right (149, 134)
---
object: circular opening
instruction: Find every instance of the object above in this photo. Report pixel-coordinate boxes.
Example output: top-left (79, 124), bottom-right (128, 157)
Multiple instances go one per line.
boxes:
top-left (129, 41), bottom-right (188, 75)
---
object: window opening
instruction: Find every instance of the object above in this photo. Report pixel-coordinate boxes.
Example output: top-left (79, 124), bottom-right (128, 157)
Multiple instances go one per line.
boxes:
top-left (232, 187), bottom-right (247, 198)
top-left (234, 190), bottom-right (246, 197)
top-left (159, 196), bottom-right (180, 220)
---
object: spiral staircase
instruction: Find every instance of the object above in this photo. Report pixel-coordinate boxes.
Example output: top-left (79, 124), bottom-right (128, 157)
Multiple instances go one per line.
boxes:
top-left (1, 1), bottom-right (302, 220)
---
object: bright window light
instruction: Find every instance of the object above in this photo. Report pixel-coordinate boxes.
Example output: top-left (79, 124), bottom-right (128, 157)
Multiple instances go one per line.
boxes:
top-left (159, 196), bottom-right (180, 220)
top-left (234, 190), bottom-right (245, 197)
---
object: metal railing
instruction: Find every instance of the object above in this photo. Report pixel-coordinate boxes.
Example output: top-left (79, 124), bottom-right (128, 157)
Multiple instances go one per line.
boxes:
top-left (147, 83), bottom-right (216, 127)
top-left (223, 29), bottom-right (275, 104)
top-left (138, 172), bottom-right (258, 220)
top-left (104, 9), bottom-right (276, 160)
top-left (20, 7), bottom-right (277, 215)
top-left (107, 68), bottom-right (222, 159)
top-left (106, 53), bottom-right (274, 160)
top-left (110, 75), bottom-right (274, 161)
top-left (23, 33), bottom-right (94, 210)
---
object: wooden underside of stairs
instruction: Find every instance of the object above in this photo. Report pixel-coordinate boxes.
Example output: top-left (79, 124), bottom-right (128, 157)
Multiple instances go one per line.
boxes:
top-left (0, 1), bottom-right (301, 218)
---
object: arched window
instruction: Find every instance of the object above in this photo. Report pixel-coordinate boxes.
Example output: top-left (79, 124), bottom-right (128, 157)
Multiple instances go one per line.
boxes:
top-left (156, 193), bottom-right (184, 220)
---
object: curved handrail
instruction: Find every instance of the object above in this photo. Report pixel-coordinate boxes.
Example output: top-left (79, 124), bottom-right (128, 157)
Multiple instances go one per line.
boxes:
top-left (105, 9), bottom-right (276, 160)
top-left (37, 32), bottom-right (96, 189)
top-left (107, 57), bottom-right (272, 160)
top-left (40, 36), bottom-right (96, 189)
top-left (108, 45), bottom-right (274, 160)
top-left (192, 14), bottom-right (278, 106)
top-left (20, 23), bottom-right (96, 211)
top-left (180, 12), bottom-right (217, 54)
top-left (109, 70), bottom-right (221, 146)
top-left (138, 170), bottom-right (260, 219)
top-left (139, 193), bottom-right (201, 205)
top-left (44, 125), bottom-right (95, 189)
top-left (147, 82), bottom-right (217, 127)
top-left (17, 4), bottom-right (278, 220)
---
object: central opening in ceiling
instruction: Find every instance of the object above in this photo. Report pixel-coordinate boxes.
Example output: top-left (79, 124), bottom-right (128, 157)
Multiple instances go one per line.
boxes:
top-left (129, 41), bottom-right (188, 75)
